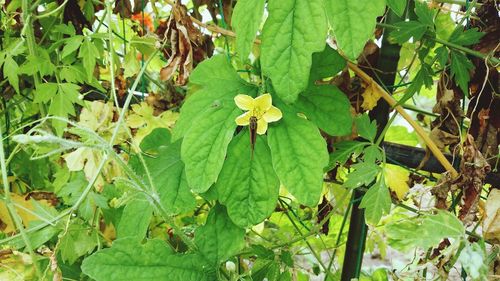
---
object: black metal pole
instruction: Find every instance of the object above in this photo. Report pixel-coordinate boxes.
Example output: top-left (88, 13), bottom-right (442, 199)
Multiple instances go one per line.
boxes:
top-left (340, 3), bottom-right (410, 279)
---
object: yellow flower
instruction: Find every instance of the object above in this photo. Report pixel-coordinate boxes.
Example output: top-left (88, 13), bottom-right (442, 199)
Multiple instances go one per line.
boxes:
top-left (234, 94), bottom-right (282, 135)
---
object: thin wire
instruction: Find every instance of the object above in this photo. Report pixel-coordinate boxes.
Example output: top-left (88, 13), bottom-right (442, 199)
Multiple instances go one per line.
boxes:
top-left (140, 0), bottom-right (146, 98)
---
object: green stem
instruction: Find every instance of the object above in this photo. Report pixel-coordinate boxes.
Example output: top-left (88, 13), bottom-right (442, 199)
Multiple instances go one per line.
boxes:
top-left (279, 200), bottom-right (335, 280)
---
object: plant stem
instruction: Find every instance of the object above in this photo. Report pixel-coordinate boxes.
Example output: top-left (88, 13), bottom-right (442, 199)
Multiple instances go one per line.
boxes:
top-left (279, 200), bottom-right (335, 280)
top-left (347, 62), bottom-right (459, 179)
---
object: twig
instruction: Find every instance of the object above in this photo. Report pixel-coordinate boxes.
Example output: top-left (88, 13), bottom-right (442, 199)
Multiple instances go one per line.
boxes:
top-left (347, 62), bottom-right (459, 179)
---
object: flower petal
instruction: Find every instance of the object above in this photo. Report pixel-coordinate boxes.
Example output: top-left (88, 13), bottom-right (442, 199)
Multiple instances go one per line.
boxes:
top-left (234, 94), bottom-right (255, 110)
top-left (262, 106), bottom-right (283, 123)
top-left (254, 94), bottom-right (272, 111)
top-left (235, 112), bottom-right (251, 126)
top-left (256, 118), bottom-right (268, 135)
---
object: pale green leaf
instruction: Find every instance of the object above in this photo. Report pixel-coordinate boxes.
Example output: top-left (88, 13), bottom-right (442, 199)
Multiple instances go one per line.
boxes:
top-left (414, 0), bottom-right (435, 27)
top-left (60, 221), bottom-right (97, 264)
top-left (232, 0), bottom-right (266, 61)
top-left (116, 195), bottom-right (153, 241)
top-left (294, 85), bottom-right (352, 136)
top-left (132, 129), bottom-right (196, 215)
top-left (261, 0), bottom-right (327, 103)
top-left (385, 210), bottom-right (465, 251)
top-left (267, 107), bottom-right (329, 206)
top-left (34, 83), bottom-right (58, 104)
top-left (355, 114), bottom-right (377, 143)
top-left (216, 131), bottom-right (280, 227)
top-left (78, 37), bottom-right (100, 81)
top-left (325, 0), bottom-right (386, 60)
top-left (343, 161), bottom-right (381, 188)
top-left (173, 55), bottom-right (257, 140)
top-left (3, 55), bottom-right (19, 94)
top-left (181, 104), bottom-right (241, 193)
top-left (359, 180), bottom-right (391, 224)
top-left (49, 83), bottom-right (82, 135)
top-left (195, 204), bottom-right (245, 265)
top-left (81, 238), bottom-right (214, 281)
top-left (61, 36), bottom-right (83, 58)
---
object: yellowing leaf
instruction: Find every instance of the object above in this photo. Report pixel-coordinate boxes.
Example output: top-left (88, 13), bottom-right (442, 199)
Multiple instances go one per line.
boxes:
top-left (127, 102), bottom-right (179, 144)
top-left (484, 189), bottom-right (500, 243)
top-left (0, 193), bottom-right (56, 233)
top-left (384, 164), bottom-right (409, 199)
top-left (0, 250), bottom-right (36, 281)
top-left (361, 82), bottom-right (381, 110)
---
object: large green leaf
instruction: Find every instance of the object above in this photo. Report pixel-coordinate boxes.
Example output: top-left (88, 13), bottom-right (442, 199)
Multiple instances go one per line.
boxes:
top-left (216, 131), bottom-right (280, 227)
top-left (294, 85), bottom-right (352, 136)
top-left (309, 45), bottom-right (346, 84)
top-left (359, 180), bottom-right (391, 224)
top-left (267, 107), bottom-right (328, 206)
top-left (132, 128), bottom-right (195, 215)
top-left (173, 55), bottom-right (257, 140)
top-left (81, 238), bottom-right (214, 281)
top-left (232, 0), bottom-right (266, 61)
top-left (49, 83), bottom-right (83, 136)
top-left (181, 104), bottom-right (241, 193)
top-left (386, 0), bottom-right (406, 17)
top-left (261, 0), bottom-right (327, 103)
top-left (195, 204), bottom-right (245, 265)
top-left (385, 210), bottom-right (465, 251)
top-left (325, 0), bottom-right (386, 60)
top-left (78, 37), bottom-right (99, 82)
top-left (116, 195), bottom-right (153, 241)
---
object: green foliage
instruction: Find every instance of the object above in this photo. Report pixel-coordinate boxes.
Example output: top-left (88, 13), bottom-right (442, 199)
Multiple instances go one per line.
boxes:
top-left (386, 0), bottom-right (407, 17)
top-left (194, 204), bottom-right (245, 266)
top-left (261, 0), bottom-right (327, 103)
top-left (325, 0), bottom-right (386, 60)
top-left (216, 131), bottom-right (280, 227)
top-left (116, 195), bottom-right (153, 241)
top-left (267, 106), bottom-right (329, 206)
top-left (450, 50), bottom-right (474, 94)
top-left (385, 210), bottom-right (465, 251)
top-left (360, 180), bottom-right (391, 224)
top-left (81, 238), bottom-right (214, 281)
top-left (232, 0), bottom-right (266, 61)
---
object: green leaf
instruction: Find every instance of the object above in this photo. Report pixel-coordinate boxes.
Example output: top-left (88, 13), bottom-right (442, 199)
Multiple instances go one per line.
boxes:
top-left (355, 114), bottom-right (377, 143)
top-left (294, 85), bottom-right (352, 136)
top-left (78, 37), bottom-right (100, 82)
top-left (116, 195), bottom-right (153, 241)
top-left (386, 0), bottom-right (406, 17)
top-left (450, 50), bottom-right (474, 94)
top-left (34, 83), bottom-right (58, 104)
top-left (435, 46), bottom-right (449, 69)
top-left (328, 141), bottom-right (366, 170)
top-left (82, 238), bottom-right (214, 281)
top-left (3, 55), bottom-right (19, 93)
top-left (195, 204), bottom-right (245, 265)
top-left (414, 0), bottom-right (435, 27)
top-left (173, 55), bottom-right (257, 140)
top-left (261, 0), bottom-right (327, 103)
top-left (133, 129), bottom-right (195, 215)
top-left (325, 0), bottom-right (386, 60)
top-left (363, 144), bottom-right (383, 164)
top-left (60, 221), bottom-right (97, 264)
top-left (399, 63), bottom-right (433, 104)
top-left (181, 103), bottom-right (241, 193)
top-left (343, 162), bottom-right (381, 189)
top-left (389, 21), bottom-right (428, 44)
top-left (448, 27), bottom-right (484, 46)
top-left (232, 0), bottom-right (266, 61)
top-left (61, 36), bottom-right (83, 59)
top-left (359, 180), bottom-right (391, 224)
top-left (309, 45), bottom-right (346, 83)
top-left (49, 83), bottom-right (82, 135)
top-left (124, 48), bottom-right (141, 78)
top-left (267, 107), bottom-right (329, 206)
top-left (216, 131), bottom-right (280, 227)
top-left (385, 210), bottom-right (465, 251)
